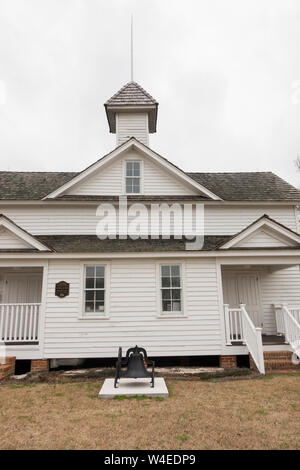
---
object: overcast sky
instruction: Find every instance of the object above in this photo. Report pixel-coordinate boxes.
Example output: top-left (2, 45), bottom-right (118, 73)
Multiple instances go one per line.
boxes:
top-left (1, 0), bottom-right (300, 188)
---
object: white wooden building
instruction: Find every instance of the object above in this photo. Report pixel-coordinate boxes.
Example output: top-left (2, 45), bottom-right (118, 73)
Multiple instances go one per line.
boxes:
top-left (1, 81), bottom-right (300, 374)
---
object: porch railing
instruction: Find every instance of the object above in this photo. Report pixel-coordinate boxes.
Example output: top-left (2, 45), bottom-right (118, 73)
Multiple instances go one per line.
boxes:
top-left (224, 304), bottom-right (265, 374)
top-left (0, 303), bottom-right (41, 343)
top-left (276, 304), bottom-right (300, 357)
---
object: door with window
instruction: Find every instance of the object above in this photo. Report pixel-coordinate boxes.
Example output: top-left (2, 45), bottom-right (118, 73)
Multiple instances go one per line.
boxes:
top-left (222, 273), bottom-right (263, 328)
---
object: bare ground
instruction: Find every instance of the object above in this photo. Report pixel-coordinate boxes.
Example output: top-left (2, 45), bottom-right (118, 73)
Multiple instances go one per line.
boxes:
top-left (0, 374), bottom-right (299, 450)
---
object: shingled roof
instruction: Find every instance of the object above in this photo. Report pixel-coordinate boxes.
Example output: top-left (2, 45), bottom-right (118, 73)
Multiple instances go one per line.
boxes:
top-left (0, 172), bottom-right (76, 200)
top-left (105, 82), bottom-right (158, 106)
top-left (188, 172), bottom-right (300, 201)
top-left (0, 170), bottom-right (299, 201)
top-left (35, 235), bottom-right (230, 252)
top-left (105, 82), bottom-right (158, 133)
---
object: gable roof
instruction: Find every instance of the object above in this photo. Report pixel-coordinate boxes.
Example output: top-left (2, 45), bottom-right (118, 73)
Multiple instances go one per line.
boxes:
top-left (105, 82), bottom-right (158, 133)
top-left (43, 138), bottom-right (221, 200)
top-left (218, 214), bottom-right (300, 249)
top-left (0, 166), bottom-right (300, 203)
top-left (0, 214), bottom-right (52, 251)
top-left (188, 172), bottom-right (300, 201)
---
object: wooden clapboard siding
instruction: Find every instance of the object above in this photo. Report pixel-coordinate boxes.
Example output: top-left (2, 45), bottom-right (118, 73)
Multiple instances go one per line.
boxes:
top-left (260, 265), bottom-right (300, 335)
top-left (204, 205), bottom-right (298, 234)
top-left (43, 258), bottom-right (223, 358)
top-left (116, 113), bottom-right (149, 146)
top-left (0, 204), bottom-right (297, 235)
top-left (0, 226), bottom-right (32, 249)
top-left (66, 149), bottom-right (197, 196)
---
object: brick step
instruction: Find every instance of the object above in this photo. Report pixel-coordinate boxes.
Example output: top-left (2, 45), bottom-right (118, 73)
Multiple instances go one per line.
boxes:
top-left (264, 351), bottom-right (293, 360)
top-left (264, 359), bottom-right (300, 370)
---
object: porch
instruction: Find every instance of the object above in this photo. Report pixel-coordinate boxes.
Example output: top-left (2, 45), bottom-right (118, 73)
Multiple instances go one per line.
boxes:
top-left (221, 264), bottom-right (300, 373)
top-left (0, 267), bottom-right (43, 345)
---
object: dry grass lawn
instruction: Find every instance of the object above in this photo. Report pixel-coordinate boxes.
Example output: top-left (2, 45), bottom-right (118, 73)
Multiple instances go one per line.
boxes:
top-left (0, 375), bottom-right (300, 449)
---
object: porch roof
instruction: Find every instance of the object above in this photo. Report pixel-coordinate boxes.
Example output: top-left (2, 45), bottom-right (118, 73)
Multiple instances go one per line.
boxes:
top-left (34, 235), bottom-right (231, 252)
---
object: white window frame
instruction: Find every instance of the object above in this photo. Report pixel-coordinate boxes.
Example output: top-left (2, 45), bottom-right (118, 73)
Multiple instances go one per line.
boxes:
top-left (123, 159), bottom-right (143, 194)
top-left (79, 262), bottom-right (110, 320)
top-left (156, 261), bottom-right (187, 318)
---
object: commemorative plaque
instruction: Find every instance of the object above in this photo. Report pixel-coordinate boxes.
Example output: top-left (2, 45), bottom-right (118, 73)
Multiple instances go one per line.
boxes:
top-left (55, 281), bottom-right (70, 298)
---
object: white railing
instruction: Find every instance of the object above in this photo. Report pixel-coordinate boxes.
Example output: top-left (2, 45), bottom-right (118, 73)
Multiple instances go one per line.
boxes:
top-left (224, 305), bottom-right (243, 344)
top-left (224, 303), bottom-right (265, 374)
top-left (279, 304), bottom-right (300, 356)
top-left (239, 304), bottom-right (265, 374)
top-left (0, 303), bottom-right (41, 343)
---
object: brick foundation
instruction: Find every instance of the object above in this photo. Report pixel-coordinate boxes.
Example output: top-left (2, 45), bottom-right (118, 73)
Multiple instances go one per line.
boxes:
top-left (219, 355), bottom-right (237, 368)
top-left (0, 357), bottom-right (16, 380)
top-left (249, 354), bottom-right (258, 371)
top-left (30, 359), bottom-right (49, 373)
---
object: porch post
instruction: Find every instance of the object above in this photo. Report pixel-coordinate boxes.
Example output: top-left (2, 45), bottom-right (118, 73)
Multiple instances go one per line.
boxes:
top-left (273, 303), bottom-right (284, 336)
top-left (38, 262), bottom-right (49, 358)
top-left (224, 304), bottom-right (231, 345)
top-left (281, 303), bottom-right (289, 344)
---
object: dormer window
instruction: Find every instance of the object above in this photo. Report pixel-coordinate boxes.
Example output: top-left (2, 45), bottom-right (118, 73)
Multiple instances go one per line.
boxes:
top-left (125, 161), bottom-right (141, 194)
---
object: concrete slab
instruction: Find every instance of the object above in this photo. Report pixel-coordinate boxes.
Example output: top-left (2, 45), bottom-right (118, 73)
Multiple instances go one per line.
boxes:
top-left (99, 377), bottom-right (169, 399)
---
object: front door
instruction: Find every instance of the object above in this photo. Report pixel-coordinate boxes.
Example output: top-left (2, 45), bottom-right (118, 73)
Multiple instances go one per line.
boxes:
top-left (223, 273), bottom-right (263, 328)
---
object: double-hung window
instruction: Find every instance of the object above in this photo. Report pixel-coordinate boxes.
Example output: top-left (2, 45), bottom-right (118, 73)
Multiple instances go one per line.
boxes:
top-left (125, 161), bottom-right (140, 193)
top-left (84, 265), bottom-right (105, 315)
top-left (160, 265), bottom-right (182, 313)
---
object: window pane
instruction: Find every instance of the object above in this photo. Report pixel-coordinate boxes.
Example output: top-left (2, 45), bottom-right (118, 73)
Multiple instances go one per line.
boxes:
top-left (172, 301), bottom-right (181, 311)
top-left (85, 291), bottom-right (94, 301)
top-left (162, 300), bottom-right (172, 311)
top-left (85, 277), bottom-right (94, 289)
top-left (126, 178), bottom-right (133, 193)
top-left (96, 290), bottom-right (104, 301)
top-left (132, 180), bottom-right (140, 193)
top-left (171, 265), bottom-right (180, 277)
top-left (172, 289), bottom-right (181, 300)
top-left (95, 278), bottom-right (104, 289)
top-left (171, 277), bottom-right (180, 287)
top-left (133, 162), bottom-right (140, 176)
top-left (86, 266), bottom-right (95, 277)
top-left (85, 302), bottom-right (94, 312)
top-left (126, 162), bottom-right (133, 176)
top-left (95, 302), bottom-right (104, 312)
top-left (162, 289), bottom-right (171, 300)
top-left (96, 266), bottom-right (104, 277)
top-left (162, 277), bottom-right (170, 287)
top-left (161, 266), bottom-right (170, 277)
